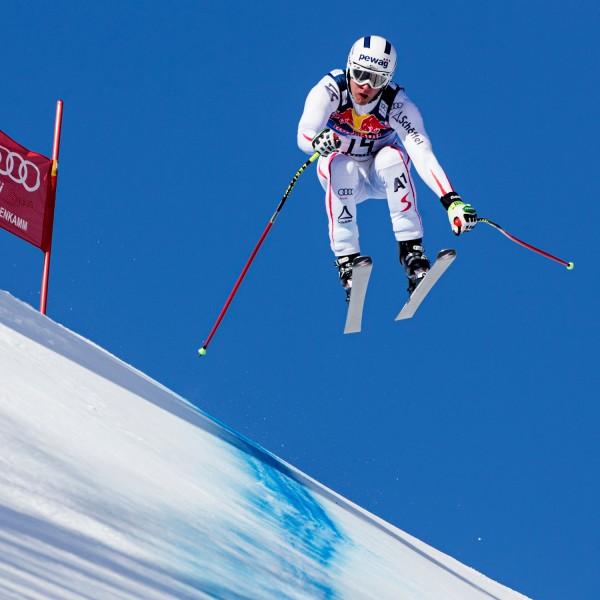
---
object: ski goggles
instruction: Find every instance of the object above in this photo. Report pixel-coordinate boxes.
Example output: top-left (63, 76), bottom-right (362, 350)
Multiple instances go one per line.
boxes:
top-left (349, 66), bottom-right (389, 89)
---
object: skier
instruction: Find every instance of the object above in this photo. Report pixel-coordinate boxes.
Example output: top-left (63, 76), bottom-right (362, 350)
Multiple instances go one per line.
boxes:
top-left (297, 35), bottom-right (477, 300)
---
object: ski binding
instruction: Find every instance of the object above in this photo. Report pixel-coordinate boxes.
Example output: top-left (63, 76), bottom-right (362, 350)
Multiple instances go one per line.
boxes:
top-left (395, 249), bottom-right (456, 321)
top-left (344, 256), bottom-right (373, 334)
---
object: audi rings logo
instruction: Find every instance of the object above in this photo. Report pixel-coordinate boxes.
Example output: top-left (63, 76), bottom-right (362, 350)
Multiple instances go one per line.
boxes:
top-left (0, 146), bottom-right (42, 193)
top-left (337, 188), bottom-right (353, 197)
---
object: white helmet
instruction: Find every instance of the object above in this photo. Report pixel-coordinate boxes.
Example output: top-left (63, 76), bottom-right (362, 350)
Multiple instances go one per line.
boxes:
top-left (347, 35), bottom-right (397, 89)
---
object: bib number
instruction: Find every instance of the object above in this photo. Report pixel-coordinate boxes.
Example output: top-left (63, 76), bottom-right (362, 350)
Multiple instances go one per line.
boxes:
top-left (347, 137), bottom-right (375, 156)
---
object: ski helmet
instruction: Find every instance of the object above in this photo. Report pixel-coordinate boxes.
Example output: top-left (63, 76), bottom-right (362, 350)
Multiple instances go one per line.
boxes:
top-left (347, 35), bottom-right (397, 89)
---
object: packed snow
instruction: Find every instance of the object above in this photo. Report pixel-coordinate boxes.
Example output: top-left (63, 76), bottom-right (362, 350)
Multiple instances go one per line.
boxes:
top-left (0, 291), bottom-right (529, 599)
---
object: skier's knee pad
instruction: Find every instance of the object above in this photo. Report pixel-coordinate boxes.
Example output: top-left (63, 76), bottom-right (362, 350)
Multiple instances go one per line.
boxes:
top-left (330, 154), bottom-right (360, 186)
top-left (374, 146), bottom-right (405, 172)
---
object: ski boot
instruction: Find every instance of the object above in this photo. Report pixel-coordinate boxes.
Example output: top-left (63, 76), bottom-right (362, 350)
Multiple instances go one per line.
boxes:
top-left (335, 253), bottom-right (369, 302)
top-left (399, 239), bottom-right (430, 294)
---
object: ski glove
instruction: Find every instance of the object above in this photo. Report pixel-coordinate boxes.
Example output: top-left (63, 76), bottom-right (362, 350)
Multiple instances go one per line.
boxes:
top-left (440, 192), bottom-right (477, 236)
top-left (312, 128), bottom-right (341, 157)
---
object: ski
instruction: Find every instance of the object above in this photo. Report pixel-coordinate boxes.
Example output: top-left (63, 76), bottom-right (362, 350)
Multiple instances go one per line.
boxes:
top-left (344, 256), bottom-right (373, 334)
top-left (395, 249), bottom-right (456, 321)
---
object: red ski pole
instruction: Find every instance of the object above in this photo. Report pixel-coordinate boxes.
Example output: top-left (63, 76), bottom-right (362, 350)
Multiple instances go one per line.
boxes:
top-left (476, 217), bottom-right (574, 270)
top-left (199, 152), bottom-right (320, 356)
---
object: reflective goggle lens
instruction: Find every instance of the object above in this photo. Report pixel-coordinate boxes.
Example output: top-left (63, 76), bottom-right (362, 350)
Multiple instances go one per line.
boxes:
top-left (350, 67), bottom-right (388, 89)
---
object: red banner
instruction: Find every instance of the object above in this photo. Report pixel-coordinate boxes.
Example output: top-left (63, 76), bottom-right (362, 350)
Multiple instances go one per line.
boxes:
top-left (0, 129), bottom-right (53, 251)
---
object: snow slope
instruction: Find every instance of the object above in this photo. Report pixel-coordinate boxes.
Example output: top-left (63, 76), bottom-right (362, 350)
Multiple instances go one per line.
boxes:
top-left (0, 291), bottom-right (530, 599)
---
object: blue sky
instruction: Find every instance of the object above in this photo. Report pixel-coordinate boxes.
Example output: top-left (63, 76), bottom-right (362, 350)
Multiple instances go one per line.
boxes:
top-left (2, 1), bottom-right (598, 597)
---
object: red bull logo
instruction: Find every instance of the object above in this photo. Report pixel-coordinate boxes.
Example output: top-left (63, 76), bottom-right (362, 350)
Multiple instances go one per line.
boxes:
top-left (334, 108), bottom-right (355, 128)
top-left (359, 115), bottom-right (386, 134)
top-left (330, 108), bottom-right (388, 137)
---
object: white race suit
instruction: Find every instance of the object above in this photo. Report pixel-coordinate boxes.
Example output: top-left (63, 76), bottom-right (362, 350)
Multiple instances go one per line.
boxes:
top-left (297, 69), bottom-right (455, 257)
